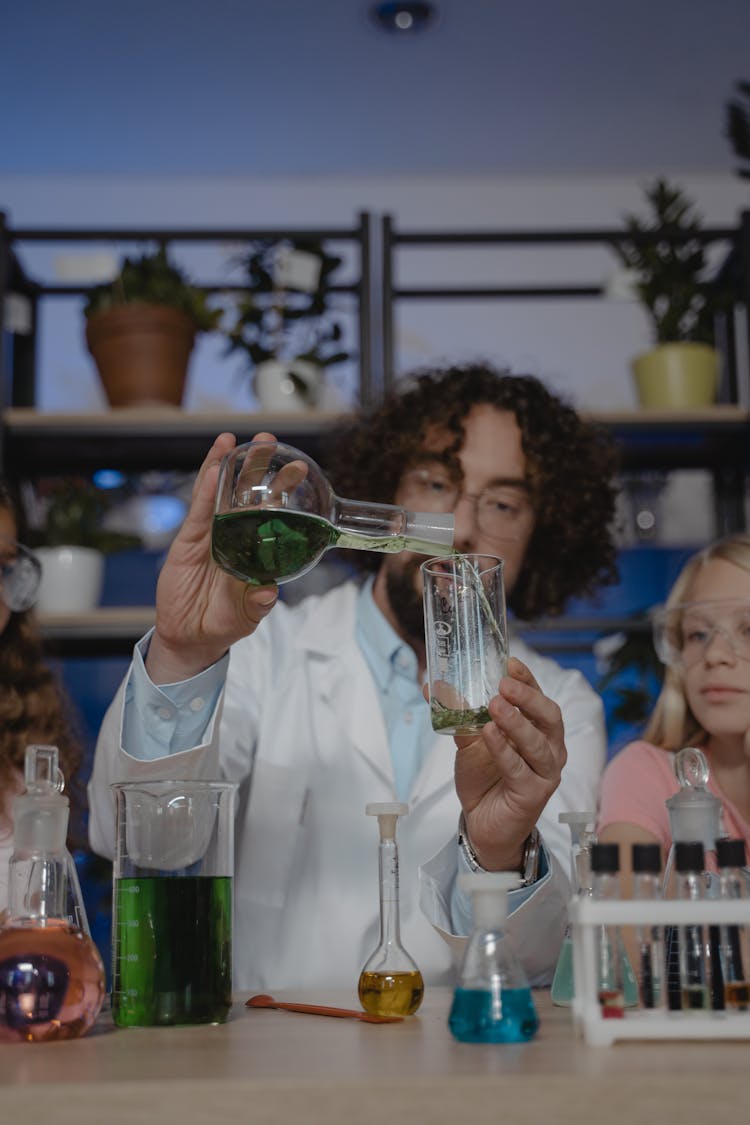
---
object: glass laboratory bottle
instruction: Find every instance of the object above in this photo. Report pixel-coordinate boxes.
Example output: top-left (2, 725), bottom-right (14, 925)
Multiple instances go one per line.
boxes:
top-left (449, 871), bottom-right (539, 1043)
top-left (590, 842), bottom-right (639, 1018)
top-left (0, 745), bottom-right (106, 1043)
top-left (212, 439), bottom-right (454, 586)
top-left (551, 810), bottom-right (596, 1007)
top-left (631, 842), bottom-right (665, 1010)
top-left (715, 837), bottom-right (750, 1010)
top-left (663, 747), bottom-right (723, 899)
top-left (673, 841), bottom-right (711, 1012)
top-left (358, 802), bottom-right (424, 1017)
top-left (662, 747), bottom-right (724, 1009)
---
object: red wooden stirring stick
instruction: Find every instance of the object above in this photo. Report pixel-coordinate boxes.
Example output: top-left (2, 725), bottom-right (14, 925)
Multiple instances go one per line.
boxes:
top-left (246, 993), bottom-right (404, 1023)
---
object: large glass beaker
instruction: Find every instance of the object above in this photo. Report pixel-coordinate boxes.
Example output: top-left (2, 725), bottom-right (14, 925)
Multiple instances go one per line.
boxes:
top-left (111, 779), bottom-right (236, 1027)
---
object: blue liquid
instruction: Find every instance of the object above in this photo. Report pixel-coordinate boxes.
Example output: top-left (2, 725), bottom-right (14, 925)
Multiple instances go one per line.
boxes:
top-left (448, 986), bottom-right (539, 1043)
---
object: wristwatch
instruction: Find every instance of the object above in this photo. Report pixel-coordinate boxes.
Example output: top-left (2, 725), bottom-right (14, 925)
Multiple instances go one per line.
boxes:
top-left (457, 813), bottom-right (542, 887)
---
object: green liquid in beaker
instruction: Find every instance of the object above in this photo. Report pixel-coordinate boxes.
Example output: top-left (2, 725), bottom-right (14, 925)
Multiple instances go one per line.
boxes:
top-left (113, 875), bottom-right (232, 1026)
top-left (430, 702), bottom-right (492, 734)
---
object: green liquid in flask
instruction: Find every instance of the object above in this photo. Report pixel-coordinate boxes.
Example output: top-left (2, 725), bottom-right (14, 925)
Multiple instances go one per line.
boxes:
top-left (212, 508), bottom-right (450, 586)
top-left (113, 875), bottom-right (232, 1027)
top-left (212, 509), bottom-right (336, 585)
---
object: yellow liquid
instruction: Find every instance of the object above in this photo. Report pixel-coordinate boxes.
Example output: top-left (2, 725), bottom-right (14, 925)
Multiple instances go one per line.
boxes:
top-left (358, 969), bottom-right (424, 1016)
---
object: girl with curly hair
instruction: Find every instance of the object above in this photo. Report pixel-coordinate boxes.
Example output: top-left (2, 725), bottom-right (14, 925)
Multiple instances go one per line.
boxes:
top-left (0, 481), bottom-right (82, 915)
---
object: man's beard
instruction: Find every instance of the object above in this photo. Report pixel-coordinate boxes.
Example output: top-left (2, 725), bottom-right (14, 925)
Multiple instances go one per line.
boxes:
top-left (385, 560), bottom-right (425, 647)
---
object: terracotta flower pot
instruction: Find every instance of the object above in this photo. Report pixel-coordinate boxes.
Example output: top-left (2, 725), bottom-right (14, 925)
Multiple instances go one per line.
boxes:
top-left (85, 304), bottom-right (196, 407)
top-left (631, 343), bottom-right (720, 409)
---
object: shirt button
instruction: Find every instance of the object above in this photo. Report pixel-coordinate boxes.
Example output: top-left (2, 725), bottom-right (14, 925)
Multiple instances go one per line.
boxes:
top-left (157, 706), bottom-right (173, 720)
top-left (403, 711), bottom-right (413, 724)
top-left (190, 697), bottom-right (205, 713)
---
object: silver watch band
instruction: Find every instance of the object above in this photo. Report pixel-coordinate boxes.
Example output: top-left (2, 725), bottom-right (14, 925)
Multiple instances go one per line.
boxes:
top-left (457, 813), bottom-right (542, 886)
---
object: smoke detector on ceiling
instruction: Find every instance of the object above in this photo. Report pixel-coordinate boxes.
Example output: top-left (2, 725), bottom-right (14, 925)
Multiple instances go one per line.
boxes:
top-left (370, 3), bottom-right (437, 34)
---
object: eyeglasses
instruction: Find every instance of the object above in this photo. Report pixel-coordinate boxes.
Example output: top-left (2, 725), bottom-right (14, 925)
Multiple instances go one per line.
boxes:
top-left (0, 537), bottom-right (42, 613)
top-left (652, 598), bottom-right (750, 669)
top-left (399, 464), bottom-right (532, 543)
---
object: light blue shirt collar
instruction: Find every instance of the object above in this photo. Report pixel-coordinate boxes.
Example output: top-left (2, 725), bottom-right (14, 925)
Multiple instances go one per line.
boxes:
top-left (355, 575), bottom-right (419, 690)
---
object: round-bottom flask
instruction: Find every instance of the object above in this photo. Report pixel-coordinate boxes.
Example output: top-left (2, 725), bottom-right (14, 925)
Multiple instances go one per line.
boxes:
top-left (358, 803), bottom-right (424, 1017)
top-left (0, 745), bottom-right (105, 1043)
top-left (0, 920), bottom-right (105, 1043)
top-left (449, 872), bottom-right (539, 1043)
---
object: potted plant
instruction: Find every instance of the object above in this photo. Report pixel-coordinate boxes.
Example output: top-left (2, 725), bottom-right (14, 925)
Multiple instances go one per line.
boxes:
top-left (611, 179), bottom-right (734, 408)
top-left (223, 238), bottom-right (349, 412)
top-left (25, 477), bottom-right (141, 614)
top-left (84, 246), bottom-right (222, 408)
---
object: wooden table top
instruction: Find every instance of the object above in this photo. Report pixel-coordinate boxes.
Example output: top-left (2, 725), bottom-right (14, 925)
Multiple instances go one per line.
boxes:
top-left (0, 989), bottom-right (745, 1124)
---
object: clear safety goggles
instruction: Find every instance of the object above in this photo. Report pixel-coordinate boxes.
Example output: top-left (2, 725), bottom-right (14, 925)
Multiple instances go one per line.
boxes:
top-left (398, 463), bottom-right (532, 543)
top-left (652, 598), bottom-right (750, 669)
top-left (0, 537), bottom-right (42, 612)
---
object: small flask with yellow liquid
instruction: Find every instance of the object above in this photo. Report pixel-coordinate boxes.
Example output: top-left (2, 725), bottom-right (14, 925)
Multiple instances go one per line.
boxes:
top-left (358, 802), bottom-right (424, 1017)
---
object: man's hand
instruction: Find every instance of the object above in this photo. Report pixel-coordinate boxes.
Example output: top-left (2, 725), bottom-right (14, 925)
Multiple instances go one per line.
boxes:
top-left (146, 432), bottom-right (281, 684)
top-left (454, 656), bottom-right (567, 872)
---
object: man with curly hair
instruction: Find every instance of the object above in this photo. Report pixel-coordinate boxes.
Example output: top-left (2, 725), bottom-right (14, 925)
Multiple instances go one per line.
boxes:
top-left (89, 362), bottom-right (619, 992)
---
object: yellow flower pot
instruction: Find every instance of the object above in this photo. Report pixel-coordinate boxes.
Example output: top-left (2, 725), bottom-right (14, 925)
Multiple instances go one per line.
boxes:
top-left (631, 343), bottom-right (719, 409)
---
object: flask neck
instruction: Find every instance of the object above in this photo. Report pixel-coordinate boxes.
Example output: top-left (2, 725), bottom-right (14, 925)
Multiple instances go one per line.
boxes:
top-left (333, 496), bottom-right (453, 555)
top-left (9, 784), bottom-right (71, 924)
top-left (377, 838), bottom-right (403, 947)
top-left (8, 853), bottom-right (68, 923)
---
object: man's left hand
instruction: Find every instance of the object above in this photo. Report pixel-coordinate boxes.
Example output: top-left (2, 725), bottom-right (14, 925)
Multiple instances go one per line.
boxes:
top-left (454, 656), bottom-right (566, 872)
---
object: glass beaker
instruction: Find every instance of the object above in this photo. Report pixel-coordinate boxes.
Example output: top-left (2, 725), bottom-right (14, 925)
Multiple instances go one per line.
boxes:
top-left (211, 439), bottom-right (454, 586)
top-left (111, 779), bottom-right (237, 1027)
top-left (421, 553), bottom-right (508, 735)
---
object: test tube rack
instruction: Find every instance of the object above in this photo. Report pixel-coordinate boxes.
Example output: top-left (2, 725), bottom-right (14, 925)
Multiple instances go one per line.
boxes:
top-left (569, 896), bottom-right (750, 1046)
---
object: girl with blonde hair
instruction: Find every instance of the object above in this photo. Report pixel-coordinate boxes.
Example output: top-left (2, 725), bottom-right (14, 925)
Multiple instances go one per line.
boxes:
top-left (597, 532), bottom-right (750, 892)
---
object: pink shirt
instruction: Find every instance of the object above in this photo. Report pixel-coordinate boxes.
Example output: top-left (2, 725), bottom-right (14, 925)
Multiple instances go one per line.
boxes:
top-left (597, 739), bottom-right (750, 858)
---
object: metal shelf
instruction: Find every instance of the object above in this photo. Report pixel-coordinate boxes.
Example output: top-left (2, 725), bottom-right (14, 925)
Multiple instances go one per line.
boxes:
top-left (4, 408), bottom-right (352, 474)
top-left (7, 405), bottom-right (750, 477)
top-left (38, 606), bottom-right (155, 657)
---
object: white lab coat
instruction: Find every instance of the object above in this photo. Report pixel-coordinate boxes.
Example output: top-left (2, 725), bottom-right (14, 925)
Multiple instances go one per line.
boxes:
top-left (88, 581), bottom-right (606, 992)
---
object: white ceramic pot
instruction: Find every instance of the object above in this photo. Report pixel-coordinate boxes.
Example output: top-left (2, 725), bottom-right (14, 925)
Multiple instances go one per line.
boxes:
top-left (253, 358), bottom-right (322, 412)
top-left (34, 546), bottom-right (105, 614)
